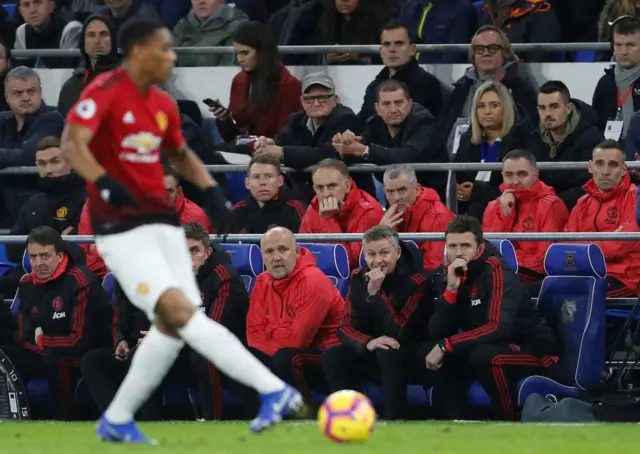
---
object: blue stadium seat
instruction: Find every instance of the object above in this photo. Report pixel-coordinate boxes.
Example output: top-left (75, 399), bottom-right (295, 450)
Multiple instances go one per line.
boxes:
top-left (358, 240), bottom-right (419, 268)
top-left (225, 172), bottom-right (249, 205)
top-left (10, 277), bottom-right (24, 319)
top-left (102, 273), bottom-right (116, 304)
top-left (22, 250), bottom-right (31, 274)
top-left (487, 239), bottom-right (518, 273)
top-left (2, 3), bottom-right (15, 16)
top-left (221, 243), bottom-right (262, 293)
top-left (574, 51), bottom-right (596, 62)
top-left (466, 243), bottom-right (607, 407)
top-left (0, 243), bottom-right (16, 277)
top-left (473, 1), bottom-right (483, 12)
top-left (298, 243), bottom-right (349, 297)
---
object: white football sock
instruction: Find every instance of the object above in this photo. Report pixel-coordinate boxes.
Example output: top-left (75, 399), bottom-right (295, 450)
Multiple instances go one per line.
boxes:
top-left (178, 311), bottom-right (284, 394)
top-left (104, 326), bottom-right (184, 424)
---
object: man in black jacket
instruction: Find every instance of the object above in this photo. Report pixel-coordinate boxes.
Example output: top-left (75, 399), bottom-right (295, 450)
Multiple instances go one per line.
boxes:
top-left (0, 227), bottom-right (111, 419)
top-left (592, 17), bottom-right (640, 135)
top-left (81, 223), bottom-right (252, 421)
top-left (0, 66), bottom-right (65, 226)
top-left (334, 79), bottom-right (448, 199)
top-left (322, 225), bottom-right (436, 420)
top-left (229, 153), bottom-right (306, 234)
top-left (253, 72), bottom-right (373, 201)
top-left (535, 81), bottom-right (604, 209)
top-left (357, 20), bottom-right (444, 126)
top-left (426, 215), bottom-right (561, 421)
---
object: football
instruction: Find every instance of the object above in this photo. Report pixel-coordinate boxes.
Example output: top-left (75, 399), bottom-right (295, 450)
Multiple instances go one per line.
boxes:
top-left (317, 390), bottom-right (376, 443)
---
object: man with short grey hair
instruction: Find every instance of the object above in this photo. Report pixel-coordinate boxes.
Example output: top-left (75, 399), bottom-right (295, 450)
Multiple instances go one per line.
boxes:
top-left (14, 0), bottom-right (82, 68)
top-left (253, 72), bottom-right (371, 202)
top-left (322, 224), bottom-right (436, 420)
top-left (0, 66), bottom-right (65, 226)
top-left (379, 164), bottom-right (453, 271)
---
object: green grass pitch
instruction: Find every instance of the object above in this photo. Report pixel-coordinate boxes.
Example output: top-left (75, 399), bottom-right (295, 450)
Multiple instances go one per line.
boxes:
top-left (0, 421), bottom-right (637, 453)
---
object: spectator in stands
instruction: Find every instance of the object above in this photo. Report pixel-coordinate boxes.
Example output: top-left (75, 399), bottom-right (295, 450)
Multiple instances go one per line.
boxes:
top-left (98, 0), bottom-right (158, 33)
top-left (322, 225), bottom-right (436, 420)
top-left (454, 81), bottom-right (543, 222)
top-left (57, 13), bottom-right (119, 118)
top-left (0, 5), bottom-right (17, 47)
top-left (0, 66), bottom-right (65, 227)
top-left (229, 154), bottom-right (306, 234)
top-left (145, 0), bottom-right (191, 29)
top-left (398, 0), bottom-right (477, 64)
top-left (356, 20), bottom-right (444, 125)
top-left (477, 0), bottom-right (561, 62)
top-left (300, 159), bottom-right (384, 268)
top-left (212, 21), bottom-right (301, 150)
top-left (0, 227), bottom-right (111, 419)
top-left (624, 109), bottom-right (640, 160)
top-left (482, 150), bottom-right (568, 290)
top-left (247, 227), bottom-right (344, 400)
top-left (379, 165), bottom-right (454, 271)
top-left (268, 0), bottom-right (325, 65)
top-left (253, 72), bottom-right (368, 201)
top-left (14, 0), bottom-right (82, 68)
top-left (535, 81), bottom-right (604, 210)
top-left (439, 25), bottom-right (539, 153)
top-left (173, 0), bottom-right (248, 67)
top-left (565, 140), bottom-right (640, 297)
top-left (315, 0), bottom-right (389, 65)
top-left (598, 0), bottom-right (640, 43)
top-left (0, 39), bottom-right (12, 112)
top-left (78, 166), bottom-right (213, 277)
top-left (334, 79), bottom-right (449, 199)
top-left (593, 17), bottom-right (640, 135)
top-left (427, 215), bottom-right (561, 421)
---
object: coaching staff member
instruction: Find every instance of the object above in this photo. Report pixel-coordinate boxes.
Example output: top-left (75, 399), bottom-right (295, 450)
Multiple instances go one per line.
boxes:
top-left (322, 225), bottom-right (436, 420)
top-left (426, 215), bottom-right (561, 420)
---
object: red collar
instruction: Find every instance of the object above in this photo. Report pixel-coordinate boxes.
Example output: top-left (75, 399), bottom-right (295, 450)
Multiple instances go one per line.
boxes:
top-left (32, 254), bottom-right (68, 285)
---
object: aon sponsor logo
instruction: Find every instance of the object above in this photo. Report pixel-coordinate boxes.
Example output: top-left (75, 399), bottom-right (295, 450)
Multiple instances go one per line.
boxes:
top-left (52, 312), bottom-right (66, 320)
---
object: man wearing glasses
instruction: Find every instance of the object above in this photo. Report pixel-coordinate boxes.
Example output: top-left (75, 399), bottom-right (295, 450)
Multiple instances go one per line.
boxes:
top-left (438, 25), bottom-right (539, 154)
top-left (253, 72), bottom-right (373, 202)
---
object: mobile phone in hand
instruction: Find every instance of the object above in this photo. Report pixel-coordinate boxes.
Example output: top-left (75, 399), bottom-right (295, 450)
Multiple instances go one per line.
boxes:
top-left (203, 98), bottom-right (224, 110)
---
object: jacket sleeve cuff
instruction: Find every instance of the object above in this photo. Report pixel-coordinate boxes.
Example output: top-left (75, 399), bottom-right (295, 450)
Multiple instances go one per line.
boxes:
top-left (443, 289), bottom-right (457, 304)
top-left (443, 338), bottom-right (453, 353)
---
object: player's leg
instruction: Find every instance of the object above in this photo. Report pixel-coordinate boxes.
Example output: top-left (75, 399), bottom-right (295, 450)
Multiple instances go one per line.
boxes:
top-left (155, 225), bottom-right (302, 431)
top-left (94, 226), bottom-right (185, 442)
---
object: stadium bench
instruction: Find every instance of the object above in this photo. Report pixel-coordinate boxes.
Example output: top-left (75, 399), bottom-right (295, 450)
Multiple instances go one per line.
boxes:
top-left (220, 243), bottom-right (263, 293)
top-left (298, 242), bottom-right (350, 297)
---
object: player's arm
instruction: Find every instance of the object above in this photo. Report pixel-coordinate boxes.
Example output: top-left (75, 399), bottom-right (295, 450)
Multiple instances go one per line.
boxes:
top-left (60, 123), bottom-right (106, 183)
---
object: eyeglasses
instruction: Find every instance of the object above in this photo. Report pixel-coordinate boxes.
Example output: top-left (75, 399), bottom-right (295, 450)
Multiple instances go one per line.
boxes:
top-left (473, 44), bottom-right (503, 55)
top-left (301, 94), bottom-right (335, 104)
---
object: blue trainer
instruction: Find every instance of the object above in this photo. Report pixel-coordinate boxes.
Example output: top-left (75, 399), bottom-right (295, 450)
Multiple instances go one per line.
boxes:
top-left (96, 415), bottom-right (156, 444)
top-left (249, 385), bottom-right (303, 433)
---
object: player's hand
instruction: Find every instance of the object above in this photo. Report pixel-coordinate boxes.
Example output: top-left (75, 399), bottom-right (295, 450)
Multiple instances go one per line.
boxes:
top-left (95, 174), bottom-right (137, 208)
top-left (115, 340), bottom-right (130, 360)
top-left (35, 327), bottom-right (43, 350)
top-left (319, 196), bottom-right (341, 218)
top-left (425, 345), bottom-right (445, 370)
top-left (446, 258), bottom-right (468, 291)
top-left (380, 204), bottom-right (404, 229)
top-left (365, 268), bottom-right (385, 296)
top-left (209, 100), bottom-right (230, 120)
top-left (457, 182), bottom-right (473, 202)
top-left (366, 336), bottom-right (400, 351)
top-left (498, 189), bottom-right (516, 216)
top-left (61, 225), bottom-right (74, 235)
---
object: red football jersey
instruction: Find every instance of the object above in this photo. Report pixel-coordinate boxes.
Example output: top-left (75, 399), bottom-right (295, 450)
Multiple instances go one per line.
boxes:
top-left (66, 67), bottom-right (185, 232)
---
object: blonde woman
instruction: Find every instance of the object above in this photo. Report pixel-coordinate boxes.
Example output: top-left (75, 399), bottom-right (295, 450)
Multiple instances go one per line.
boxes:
top-left (453, 81), bottom-right (544, 221)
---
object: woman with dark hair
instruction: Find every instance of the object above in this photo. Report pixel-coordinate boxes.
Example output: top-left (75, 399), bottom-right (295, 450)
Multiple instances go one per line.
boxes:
top-left (213, 21), bottom-right (302, 147)
top-left (316, 0), bottom-right (390, 65)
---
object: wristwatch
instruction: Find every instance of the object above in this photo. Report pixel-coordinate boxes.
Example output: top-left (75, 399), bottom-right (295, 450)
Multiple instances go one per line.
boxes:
top-left (437, 341), bottom-right (447, 353)
top-left (361, 146), bottom-right (370, 160)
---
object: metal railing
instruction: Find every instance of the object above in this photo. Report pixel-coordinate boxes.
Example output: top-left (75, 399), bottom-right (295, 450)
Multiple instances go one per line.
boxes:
top-left (0, 232), bottom-right (637, 244)
top-left (10, 42), bottom-right (612, 59)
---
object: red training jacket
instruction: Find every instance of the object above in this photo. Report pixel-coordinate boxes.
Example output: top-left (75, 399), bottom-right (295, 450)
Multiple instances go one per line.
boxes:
top-left (565, 173), bottom-right (640, 294)
top-left (246, 248), bottom-right (344, 356)
top-left (483, 179), bottom-right (569, 275)
top-left (79, 194), bottom-right (213, 278)
top-left (397, 187), bottom-right (454, 271)
top-left (218, 63), bottom-right (302, 148)
top-left (299, 181), bottom-right (384, 267)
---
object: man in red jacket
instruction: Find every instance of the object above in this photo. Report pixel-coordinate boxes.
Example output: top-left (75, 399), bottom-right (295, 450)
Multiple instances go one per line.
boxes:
top-left (483, 150), bottom-right (569, 289)
top-left (381, 164), bottom-right (454, 271)
top-left (565, 140), bottom-right (640, 297)
top-left (78, 166), bottom-right (213, 278)
top-left (300, 159), bottom-right (384, 267)
top-left (247, 227), bottom-right (344, 399)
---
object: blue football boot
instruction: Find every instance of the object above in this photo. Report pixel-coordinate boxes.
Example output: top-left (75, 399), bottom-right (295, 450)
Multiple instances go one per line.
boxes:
top-left (249, 384), bottom-right (304, 433)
